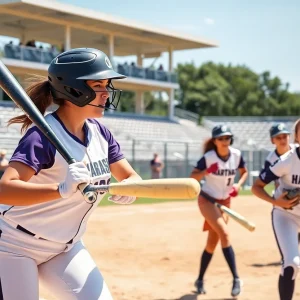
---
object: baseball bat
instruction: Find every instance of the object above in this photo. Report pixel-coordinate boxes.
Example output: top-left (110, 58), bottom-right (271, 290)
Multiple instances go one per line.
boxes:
top-left (0, 59), bottom-right (97, 203)
top-left (85, 178), bottom-right (201, 199)
top-left (204, 194), bottom-right (256, 232)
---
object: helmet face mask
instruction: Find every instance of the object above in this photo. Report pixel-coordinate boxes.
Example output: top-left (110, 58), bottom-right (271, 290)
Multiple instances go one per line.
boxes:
top-left (48, 48), bottom-right (126, 108)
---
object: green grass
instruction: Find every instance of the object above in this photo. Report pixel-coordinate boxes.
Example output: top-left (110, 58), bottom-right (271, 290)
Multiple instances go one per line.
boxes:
top-left (98, 184), bottom-right (274, 206)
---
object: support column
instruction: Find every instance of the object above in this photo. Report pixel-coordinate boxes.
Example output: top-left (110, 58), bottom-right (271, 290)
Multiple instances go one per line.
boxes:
top-left (108, 34), bottom-right (115, 68)
top-left (20, 29), bottom-right (26, 45)
top-left (167, 89), bottom-right (174, 119)
top-left (168, 46), bottom-right (173, 72)
top-left (137, 53), bottom-right (143, 67)
top-left (135, 91), bottom-right (145, 114)
top-left (65, 25), bottom-right (71, 51)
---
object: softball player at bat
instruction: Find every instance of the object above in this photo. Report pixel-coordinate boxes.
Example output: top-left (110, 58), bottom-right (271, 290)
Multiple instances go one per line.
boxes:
top-left (252, 119), bottom-right (300, 300)
top-left (190, 125), bottom-right (248, 297)
top-left (0, 48), bottom-right (142, 300)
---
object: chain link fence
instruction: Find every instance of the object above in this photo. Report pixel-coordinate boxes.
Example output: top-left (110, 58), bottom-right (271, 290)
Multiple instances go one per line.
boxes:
top-left (118, 139), bottom-right (270, 187)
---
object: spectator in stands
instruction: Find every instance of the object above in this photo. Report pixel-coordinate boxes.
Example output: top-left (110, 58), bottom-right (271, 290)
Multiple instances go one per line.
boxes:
top-left (26, 40), bottom-right (36, 47)
top-left (150, 153), bottom-right (164, 179)
top-left (0, 149), bottom-right (9, 179)
top-left (158, 64), bottom-right (164, 71)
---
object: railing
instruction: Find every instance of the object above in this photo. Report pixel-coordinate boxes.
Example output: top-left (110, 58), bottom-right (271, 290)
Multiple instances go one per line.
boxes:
top-left (1, 44), bottom-right (178, 84)
top-left (174, 107), bottom-right (199, 124)
top-left (117, 64), bottom-right (177, 83)
top-left (3, 44), bottom-right (59, 64)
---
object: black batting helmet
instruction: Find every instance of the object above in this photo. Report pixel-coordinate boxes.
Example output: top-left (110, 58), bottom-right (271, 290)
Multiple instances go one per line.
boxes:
top-left (48, 48), bottom-right (126, 108)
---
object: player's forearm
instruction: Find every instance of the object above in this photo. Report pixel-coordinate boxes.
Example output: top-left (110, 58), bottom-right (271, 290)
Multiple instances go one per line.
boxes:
top-left (0, 180), bottom-right (61, 205)
top-left (237, 171), bottom-right (248, 189)
top-left (251, 185), bottom-right (274, 204)
top-left (190, 170), bottom-right (207, 182)
top-left (125, 173), bottom-right (142, 182)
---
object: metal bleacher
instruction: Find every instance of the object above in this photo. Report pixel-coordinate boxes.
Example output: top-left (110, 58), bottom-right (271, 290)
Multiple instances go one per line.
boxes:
top-left (0, 104), bottom-right (210, 160)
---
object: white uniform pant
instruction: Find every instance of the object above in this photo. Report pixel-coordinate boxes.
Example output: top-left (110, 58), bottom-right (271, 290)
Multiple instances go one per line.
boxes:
top-left (272, 208), bottom-right (300, 279)
top-left (0, 218), bottom-right (113, 300)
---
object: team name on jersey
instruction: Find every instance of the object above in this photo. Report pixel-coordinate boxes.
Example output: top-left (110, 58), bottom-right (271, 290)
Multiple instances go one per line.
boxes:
top-left (214, 169), bottom-right (237, 176)
top-left (291, 175), bottom-right (300, 184)
top-left (86, 158), bottom-right (110, 177)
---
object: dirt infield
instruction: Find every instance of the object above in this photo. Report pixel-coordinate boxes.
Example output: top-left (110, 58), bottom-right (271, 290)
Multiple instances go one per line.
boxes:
top-left (40, 196), bottom-right (300, 300)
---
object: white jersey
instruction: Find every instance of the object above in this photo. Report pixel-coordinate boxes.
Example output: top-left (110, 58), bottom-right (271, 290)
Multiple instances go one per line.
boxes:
top-left (0, 112), bottom-right (124, 244)
top-left (259, 146), bottom-right (300, 216)
top-left (195, 147), bottom-right (245, 199)
top-left (264, 144), bottom-right (297, 170)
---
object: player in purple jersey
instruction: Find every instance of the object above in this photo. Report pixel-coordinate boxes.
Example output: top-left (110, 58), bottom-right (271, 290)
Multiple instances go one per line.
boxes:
top-left (0, 48), bottom-right (141, 300)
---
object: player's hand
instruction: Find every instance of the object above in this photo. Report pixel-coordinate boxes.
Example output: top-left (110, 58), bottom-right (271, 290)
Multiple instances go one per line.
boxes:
top-left (274, 192), bottom-right (299, 209)
top-left (229, 184), bottom-right (239, 197)
top-left (59, 162), bottom-right (90, 198)
top-left (206, 162), bottom-right (218, 174)
top-left (108, 179), bottom-right (137, 205)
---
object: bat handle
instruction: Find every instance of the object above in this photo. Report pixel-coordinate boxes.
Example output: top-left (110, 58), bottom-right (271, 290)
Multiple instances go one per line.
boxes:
top-left (78, 183), bottom-right (98, 204)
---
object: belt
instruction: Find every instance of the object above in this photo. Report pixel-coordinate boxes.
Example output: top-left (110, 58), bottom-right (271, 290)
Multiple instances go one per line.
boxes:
top-left (1, 217), bottom-right (73, 244)
top-left (200, 190), bottom-right (230, 202)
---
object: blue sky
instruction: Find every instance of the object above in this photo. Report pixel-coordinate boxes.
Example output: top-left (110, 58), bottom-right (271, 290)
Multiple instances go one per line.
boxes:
top-left (59, 0), bottom-right (299, 91)
top-left (2, 0), bottom-right (299, 91)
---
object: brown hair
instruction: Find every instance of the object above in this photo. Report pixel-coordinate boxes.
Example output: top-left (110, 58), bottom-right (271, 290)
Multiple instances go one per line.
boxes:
top-left (8, 76), bottom-right (63, 133)
top-left (203, 138), bottom-right (216, 154)
top-left (293, 118), bottom-right (300, 144)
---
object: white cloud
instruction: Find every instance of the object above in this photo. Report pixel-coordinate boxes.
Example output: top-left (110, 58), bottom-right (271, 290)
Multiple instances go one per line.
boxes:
top-left (204, 17), bottom-right (215, 25)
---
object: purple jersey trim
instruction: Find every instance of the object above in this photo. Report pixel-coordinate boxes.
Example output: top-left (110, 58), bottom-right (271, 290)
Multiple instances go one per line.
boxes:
top-left (52, 112), bottom-right (90, 146)
top-left (10, 126), bottom-right (56, 174)
top-left (88, 119), bottom-right (124, 164)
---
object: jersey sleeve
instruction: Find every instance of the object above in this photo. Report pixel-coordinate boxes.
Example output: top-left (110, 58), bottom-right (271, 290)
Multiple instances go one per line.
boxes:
top-left (91, 119), bottom-right (125, 164)
top-left (263, 159), bottom-right (271, 171)
top-left (259, 157), bottom-right (287, 184)
top-left (195, 156), bottom-right (206, 171)
top-left (9, 126), bottom-right (56, 174)
top-left (238, 155), bottom-right (246, 168)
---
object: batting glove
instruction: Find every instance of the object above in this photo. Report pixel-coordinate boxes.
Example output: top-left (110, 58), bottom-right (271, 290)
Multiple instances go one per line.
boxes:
top-left (59, 162), bottom-right (90, 199)
top-left (108, 179), bottom-right (137, 205)
top-left (229, 185), bottom-right (239, 197)
top-left (206, 162), bottom-right (219, 174)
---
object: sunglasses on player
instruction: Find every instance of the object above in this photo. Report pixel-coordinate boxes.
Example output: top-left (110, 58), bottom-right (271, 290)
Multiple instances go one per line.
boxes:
top-left (216, 136), bottom-right (231, 141)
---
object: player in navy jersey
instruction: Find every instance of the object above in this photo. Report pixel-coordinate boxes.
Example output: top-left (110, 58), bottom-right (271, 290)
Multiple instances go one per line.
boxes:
top-left (252, 119), bottom-right (300, 300)
top-left (0, 48), bottom-right (141, 300)
top-left (190, 125), bottom-right (248, 297)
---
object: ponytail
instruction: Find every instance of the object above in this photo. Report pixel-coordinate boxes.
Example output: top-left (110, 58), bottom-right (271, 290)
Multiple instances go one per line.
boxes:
top-left (203, 138), bottom-right (216, 154)
top-left (8, 75), bottom-right (59, 133)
